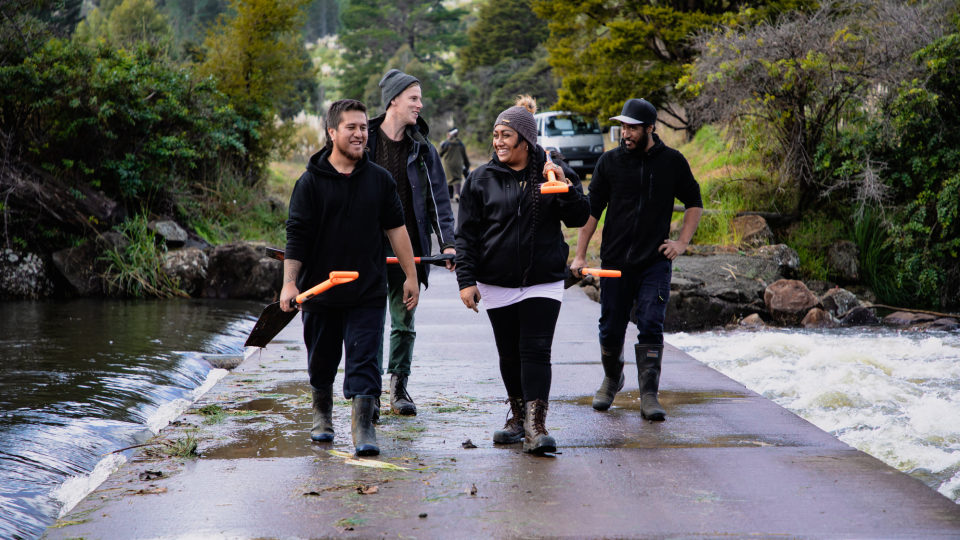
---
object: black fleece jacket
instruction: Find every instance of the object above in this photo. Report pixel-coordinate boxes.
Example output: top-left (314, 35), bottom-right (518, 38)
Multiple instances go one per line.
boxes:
top-left (455, 146), bottom-right (590, 290)
top-left (285, 149), bottom-right (405, 310)
top-left (589, 134), bottom-right (703, 271)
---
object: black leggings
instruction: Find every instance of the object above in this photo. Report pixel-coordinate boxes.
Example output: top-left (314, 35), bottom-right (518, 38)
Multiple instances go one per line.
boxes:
top-left (486, 297), bottom-right (561, 402)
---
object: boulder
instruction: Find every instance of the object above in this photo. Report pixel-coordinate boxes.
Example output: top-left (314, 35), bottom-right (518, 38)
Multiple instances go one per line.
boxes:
top-left (666, 252), bottom-right (788, 330)
top-left (202, 243), bottom-right (282, 300)
top-left (163, 248), bottom-right (209, 297)
top-left (882, 311), bottom-right (937, 327)
top-left (51, 241), bottom-right (105, 296)
top-left (840, 306), bottom-right (880, 326)
top-left (801, 307), bottom-right (839, 328)
top-left (764, 279), bottom-right (819, 325)
top-left (820, 287), bottom-right (861, 319)
top-left (926, 318), bottom-right (959, 331)
top-left (739, 313), bottom-right (767, 329)
top-left (827, 240), bottom-right (860, 283)
top-left (0, 249), bottom-right (53, 299)
top-left (753, 244), bottom-right (800, 278)
top-left (149, 220), bottom-right (188, 248)
top-left (732, 215), bottom-right (774, 248)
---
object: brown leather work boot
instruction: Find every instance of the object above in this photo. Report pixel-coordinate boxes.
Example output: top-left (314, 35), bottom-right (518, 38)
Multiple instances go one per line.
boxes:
top-left (493, 397), bottom-right (524, 444)
top-left (523, 399), bottom-right (557, 454)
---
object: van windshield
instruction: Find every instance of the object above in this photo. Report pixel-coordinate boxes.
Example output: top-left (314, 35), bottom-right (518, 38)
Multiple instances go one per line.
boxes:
top-left (543, 114), bottom-right (601, 136)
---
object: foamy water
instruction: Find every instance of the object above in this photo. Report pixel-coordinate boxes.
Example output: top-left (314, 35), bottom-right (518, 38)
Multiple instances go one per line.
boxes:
top-left (669, 328), bottom-right (960, 502)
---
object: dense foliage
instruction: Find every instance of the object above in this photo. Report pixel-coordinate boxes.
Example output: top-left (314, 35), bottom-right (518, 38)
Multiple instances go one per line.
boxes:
top-left (815, 26), bottom-right (960, 308)
top-left (531, 0), bottom-right (813, 128)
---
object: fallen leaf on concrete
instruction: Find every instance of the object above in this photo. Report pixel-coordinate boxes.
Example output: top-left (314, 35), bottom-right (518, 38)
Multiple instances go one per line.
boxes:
top-left (357, 485), bottom-right (379, 495)
top-left (134, 486), bottom-right (167, 495)
top-left (327, 450), bottom-right (410, 470)
top-left (461, 439), bottom-right (477, 449)
top-left (342, 458), bottom-right (409, 471)
top-left (138, 470), bottom-right (164, 481)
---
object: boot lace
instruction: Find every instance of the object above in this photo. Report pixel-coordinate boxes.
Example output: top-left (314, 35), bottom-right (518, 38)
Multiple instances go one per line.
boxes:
top-left (503, 398), bottom-right (524, 431)
top-left (531, 400), bottom-right (549, 435)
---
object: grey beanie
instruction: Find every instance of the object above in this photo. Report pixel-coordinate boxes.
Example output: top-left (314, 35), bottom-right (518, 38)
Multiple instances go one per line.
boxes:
top-left (379, 69), bottom-right (420, 111)
top-left (494, 106), bottom-right (537, 146)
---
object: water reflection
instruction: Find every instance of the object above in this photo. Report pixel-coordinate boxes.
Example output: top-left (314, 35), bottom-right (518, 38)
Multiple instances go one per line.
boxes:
top-left (0, 298), bottom-right (261, 539)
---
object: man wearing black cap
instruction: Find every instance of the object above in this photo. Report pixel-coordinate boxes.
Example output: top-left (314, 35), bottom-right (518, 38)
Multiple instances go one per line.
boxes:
top-left (570, 98), bottom-right (703, 422)
top-left (367, 68), bottom-right (456, 417)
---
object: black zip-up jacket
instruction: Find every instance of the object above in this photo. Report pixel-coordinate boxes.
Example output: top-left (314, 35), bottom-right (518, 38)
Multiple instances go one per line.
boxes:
top-left (366, 114), bottom-right (455, 288)
top-left (455, 146), bottom-right (590, 290)
top-left (589, 134), bottom-right (703, 271)
top-left (285, 149), bottom-right (405, 310)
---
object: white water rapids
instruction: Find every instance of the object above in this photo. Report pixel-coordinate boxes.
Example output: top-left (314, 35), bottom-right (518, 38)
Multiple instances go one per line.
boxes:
top-left (670, 328), bottom-right (960, 503)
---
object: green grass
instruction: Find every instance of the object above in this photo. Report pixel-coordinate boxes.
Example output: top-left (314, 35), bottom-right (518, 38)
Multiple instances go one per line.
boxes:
top-left (100, 213), bottom-right (188, 298)
top-left (197, 404), bottom-right (226, 424)
top-left (783, 214), bottom-right (849, 280)
top-left (165, 432), bottom-right (199, 458)
top-left (183, 172), bottom-right (287, 247)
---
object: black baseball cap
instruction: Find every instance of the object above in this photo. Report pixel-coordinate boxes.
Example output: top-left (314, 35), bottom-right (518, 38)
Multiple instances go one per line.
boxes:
top-left (610, 98), bottom-right (657, 125)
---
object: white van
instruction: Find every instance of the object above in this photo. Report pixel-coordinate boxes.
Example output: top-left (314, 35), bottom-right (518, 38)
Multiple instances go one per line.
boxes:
top-left (534, 111), bottom-right (605, 178)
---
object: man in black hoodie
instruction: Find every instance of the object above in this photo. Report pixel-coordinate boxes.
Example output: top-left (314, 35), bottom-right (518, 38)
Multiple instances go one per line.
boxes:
top-left (571, 98), bottom-right (703, 422)
top-left (366, 69), bottom-right (457, 417)
top-left (281, 99), bottom-right (419, 456)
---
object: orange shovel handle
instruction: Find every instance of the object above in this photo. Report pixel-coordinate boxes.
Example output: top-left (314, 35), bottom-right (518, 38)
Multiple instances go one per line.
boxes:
top-left (581, 268), bottom-right (621, 278)
top-left (296, 271), bottom-right (359, 303)
top-left (540, 152), bottom-right (569, 194)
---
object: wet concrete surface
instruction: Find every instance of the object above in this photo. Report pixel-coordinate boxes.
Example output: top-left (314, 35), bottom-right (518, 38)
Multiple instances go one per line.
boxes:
top-left (46, 270), bottom-right (960, 538)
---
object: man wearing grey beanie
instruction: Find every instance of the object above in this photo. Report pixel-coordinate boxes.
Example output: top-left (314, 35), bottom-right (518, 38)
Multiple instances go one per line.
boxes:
top-left (366, 68), bottom-right (456, 417)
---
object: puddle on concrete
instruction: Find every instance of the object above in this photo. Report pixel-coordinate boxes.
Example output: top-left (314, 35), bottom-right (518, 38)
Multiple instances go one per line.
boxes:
top-left (566, 389), bottom-right (751, 410)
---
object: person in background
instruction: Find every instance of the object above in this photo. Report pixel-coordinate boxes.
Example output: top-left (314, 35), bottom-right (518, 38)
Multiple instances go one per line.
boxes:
top-left (282, 99), bottom-right (419, 456)
top-left (440, 127), bottom-right (470, 202)
top-left (455, 95), bottom-right (590, 454)
top-left (570, 98), bottom-right (703, 421)
top-left (367, 69), bottom-right (457, 417)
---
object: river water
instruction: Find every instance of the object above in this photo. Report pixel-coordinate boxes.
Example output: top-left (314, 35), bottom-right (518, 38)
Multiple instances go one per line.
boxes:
top-left (1, 302), bottom-right (958, 539)
top-left (670, 328), bottom-right (960, 504)
top-left (0, 299), bottom-right (262, 540)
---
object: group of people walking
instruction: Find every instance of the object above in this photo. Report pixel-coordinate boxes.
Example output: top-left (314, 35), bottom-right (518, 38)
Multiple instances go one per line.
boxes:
top-left (279, 68), bottom-right (703, 457)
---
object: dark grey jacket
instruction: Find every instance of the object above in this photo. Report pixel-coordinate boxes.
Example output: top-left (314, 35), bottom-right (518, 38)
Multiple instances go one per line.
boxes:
top-left (367, 114), bottom-right (455, 287)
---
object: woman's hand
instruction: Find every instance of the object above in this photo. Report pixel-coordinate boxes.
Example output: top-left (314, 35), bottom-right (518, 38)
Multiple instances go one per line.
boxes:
top-left (460, 285), bottom-right (480, 312)
top-left (542, 161), bottom-right (571, 185)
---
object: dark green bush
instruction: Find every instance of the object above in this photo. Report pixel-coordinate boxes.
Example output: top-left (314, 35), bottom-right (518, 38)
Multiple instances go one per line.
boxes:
top-left (0, 38), bottom-right (253, 205)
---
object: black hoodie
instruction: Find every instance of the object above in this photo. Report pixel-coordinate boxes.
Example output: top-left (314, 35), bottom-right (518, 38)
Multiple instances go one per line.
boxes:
top-left (455, 146), bottom-right (590, 290)
top-left (588, 133), bottom-right (703, 271)
top-left (285, 148), bottom-right (405, 310)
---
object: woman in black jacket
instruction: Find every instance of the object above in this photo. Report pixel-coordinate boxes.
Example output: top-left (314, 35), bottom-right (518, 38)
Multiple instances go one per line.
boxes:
top-left (455, 95), bottom-right (590, 454)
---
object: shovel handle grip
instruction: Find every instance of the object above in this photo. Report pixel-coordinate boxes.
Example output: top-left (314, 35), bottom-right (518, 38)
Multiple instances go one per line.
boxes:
top-left (581, 268), bottom-right (621, 278)
top-left (540, 152), bottom-right (569, 194)
top-left (540, 181), bottom-right (569, 194)
top-left (296, 271), bottom-right (359, 303)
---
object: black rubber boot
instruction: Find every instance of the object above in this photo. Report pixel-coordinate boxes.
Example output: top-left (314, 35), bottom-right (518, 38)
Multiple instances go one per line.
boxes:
top-left (310, 385), bottom-right (334, 442)
top-left (636, 344), bottom-right (666, 421)
top-left (389, 373), bottom-right (417, 416)
top-left (592, 347), bottom-right (625, 411)
top-left (523, 399), bottom-right (557, 454)
top-left (351, 395), bottom-right (380, 456)
top-left (493, 397), bottom-right (524, 444)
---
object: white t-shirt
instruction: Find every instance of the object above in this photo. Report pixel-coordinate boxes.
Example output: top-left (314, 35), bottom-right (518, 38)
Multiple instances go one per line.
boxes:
top-left (475, 280), bottom-right (564, 310)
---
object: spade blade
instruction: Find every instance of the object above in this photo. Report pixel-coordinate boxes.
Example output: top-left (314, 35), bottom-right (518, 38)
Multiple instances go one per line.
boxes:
top-left (244, 301), bottom-right (298, 348)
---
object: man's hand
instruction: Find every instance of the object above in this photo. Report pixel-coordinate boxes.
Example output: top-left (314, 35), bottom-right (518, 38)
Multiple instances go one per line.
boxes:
top-left (402, 276), bottom-right (419, 311)
top-left (460, 285), bottom-right (480, 312)
top-left (279, 282), bottom-right (300, 312)
top-left (442, 246), bottom-right (456, 271)
top-left (659, 239), bottom-right (688, 261)
top-left (569, 254), bottom-right (587, 278)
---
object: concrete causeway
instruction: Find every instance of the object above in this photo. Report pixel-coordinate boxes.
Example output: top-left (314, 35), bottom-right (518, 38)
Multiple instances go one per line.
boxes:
top-left (46, 269), bottom-right (960, 538)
